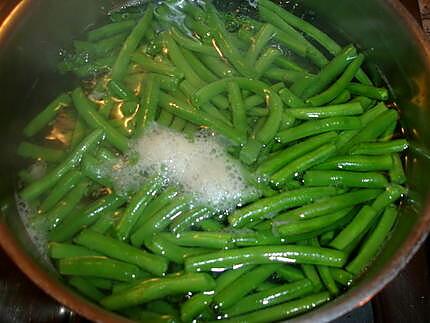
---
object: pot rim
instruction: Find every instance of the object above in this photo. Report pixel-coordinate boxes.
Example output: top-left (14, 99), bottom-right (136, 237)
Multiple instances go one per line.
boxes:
top-left (1, 1), bottom-right (430, 322)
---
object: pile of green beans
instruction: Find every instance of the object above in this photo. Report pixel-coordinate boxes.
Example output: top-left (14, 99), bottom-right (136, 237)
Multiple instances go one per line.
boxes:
top-left (18, 1), bottom-right (408, 322)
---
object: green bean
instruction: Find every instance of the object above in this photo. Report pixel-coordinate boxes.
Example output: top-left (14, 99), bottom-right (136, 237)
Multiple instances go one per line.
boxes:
top-left (165, 231), bottom-right (233, 249)
top-left (214, 264), bottom-right (280, 310)
top-left (329, 205), bottom-right (379, 251)
top-left (300, 263), bottom-right (323, 292)
top-left (275, 56), bottom-right (306, 73)
top-left (158, 92), bottom-right (246, 145)
top-left (229, 186), bottom-right (339, 228)
top-left (197, 53), bottom-right (237, 78)
top-left (207, 5), bottom-right (255, 78)
top-left (271, 144), bottom-right (337, 187)
top-left (181, 293), bottom-right (213, 322)
top-left (170, 27), bottom-right (217, 57)
top-left (179, 80), bottom-right (230, 114)
top-left (20, 129), bottom-right (104, 201)
top-left (40, 170), bottom-right (83, 212)
top-left (68, 277), bottom-right (105, 302)
top-left (227, 81), bottom-right (248, 137)
top-left (59, 256), bottom-right (143, 282)
top-left (90, 210), bottom-right (116, 234)
top-left (288, 102), bottom-right (363, 120)
top-left (87, 277), bottom-right (113, 291)
top-left (131, 195), bottom-right (192, 247)
top-left (44, 181), bottom-right (88, 230)
top-left (108, 79), bottom-right (135, 100)
top-left (87, 20), bottom-right (136, 42)
top-left (200, 218), bottom-right (224, 232)
top-left (181, 48), bottom-right (218, 83)
top-left (116, 176), bottom-right (164, 241)
top-left (185, 245), bottom-right (347, 272)
top-left (330, 268), bottom-right (354, 286)
top-left (158, 109), bottom-right (174, 127)
top-left (48, 194), bottom-right (125, 242)
top-left (168, 207), bottom-right (211, 234)
top-left (244, 94), bottom-right (265, 109)
top-left (257, 0), bottom-right (334, 52)
top-left (278, 87), bottom-right (306, 108)
top-left (101, 273), bottom-right (216, 310)
top-left (49, 242), bottom-right (103, 259)
top-left (314, 155), bottom-right (394, 172)
top-left (134, 74), bottom-right (160, 135)
top-left (352, 96), bottom-right (375, 110)
top-left (307, 54), bottom-right (364, 106)
top-left (290, 74), bottom-right (317, 98)
top-left (275, 208), bottom-right (352, 237)
top-left (81, 155), bottom-right (113, 187)
top-left (260, 0), bottom-right (373, 89)
top-left (389, 154), bottom-right (407, 184)
top-left (309, 238), bottom-right (339, 296)
top-left (265, 68), bottom-right (310, 84)
top-left (18, 142), bottom-right (66, 163)
top-left (219, 291), bottom-right (330, 323)
top-left (352, 140), bottom-right (408, 156)
top-left (346, 205), bottom-right (398, 275)
top-left (240, 138), bottom-right (264, 165)
top-left (72, 88), bottom-right (128, 151)
top-left (245, 24), bottom-right (277, 66)
top-left (258, 132), bottom-right (337, 177)
top-left (193, 77), bottom-right (283, 144)
top-left (380, 119), bottom-right (397, 141)
top-left (344, 109), bottom-right (398, 151)
top-left (145, 234), bottom-right (211, 264)
top-left (255, 48), bottom-right (282, 78)
top-left (233, 230), bottom-right (283, 247)
top-left (146, 300), bottom-right (179, 317)
top-left (303, 170), bottom-right (389, 188)
top-left (330, 90), bottom-right (351, 105)
top-left (276, 117), bottom-right (361, 144)
top-left (335, 103), bottom-right (388, 152)
top-left (301, 45), bottom-right (358, 99)
top-left (170, 117), bottom-right (187, 132)
top-left (75, 229), bottom-right (167, 276)
top-left (347, 82), bottom-right (389, 100)
top-left (275, 266), bottom-right (306, 282)
top-left (163, 33), bottom-right (204, 88)
top-left (273, 189), bottom-right (382, 222)
top-left (134, 186), bottom-right (180, 232)
top-left (23, 93), bottom-right (71, 137)
top-left (258, 6), bottom-right (327, 67)
top-left (111, 6), bottom-right (154, 81)
top-left (372, 184), bottom-right (407, 213)
top-left (125, 309), bottom-right (178, 323)
top-left (131, 53), bottom-right (183, 79)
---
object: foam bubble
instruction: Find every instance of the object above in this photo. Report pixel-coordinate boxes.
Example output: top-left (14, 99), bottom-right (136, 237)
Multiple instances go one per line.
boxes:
top-left (108, 124), bottom-right (257, 212)
top-left (15, 194), bottom-right (53, 267)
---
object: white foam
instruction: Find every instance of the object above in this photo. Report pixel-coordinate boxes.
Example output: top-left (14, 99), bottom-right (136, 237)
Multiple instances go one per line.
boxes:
top-left (109, 124), bottom-right (256, 212)
top-left (15, 194), bottom-right (52, 267)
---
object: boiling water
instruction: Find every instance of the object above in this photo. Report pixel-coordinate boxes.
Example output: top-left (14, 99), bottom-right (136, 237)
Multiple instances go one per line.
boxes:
top-left (107, 124), bottom-right (257, 212)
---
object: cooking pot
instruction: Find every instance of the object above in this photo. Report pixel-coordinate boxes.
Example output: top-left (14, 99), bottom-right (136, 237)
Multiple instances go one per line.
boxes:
top-left (0, 0), bottom-right (429, 322)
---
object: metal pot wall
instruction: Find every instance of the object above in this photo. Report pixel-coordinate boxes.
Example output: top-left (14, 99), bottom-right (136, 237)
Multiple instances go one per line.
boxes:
top-left (0, 1), bottom-right (429, 322)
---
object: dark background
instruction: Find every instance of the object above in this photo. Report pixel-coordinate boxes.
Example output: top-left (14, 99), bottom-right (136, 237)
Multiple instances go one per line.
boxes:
top-left (0, 0), bottom-right (429, 322)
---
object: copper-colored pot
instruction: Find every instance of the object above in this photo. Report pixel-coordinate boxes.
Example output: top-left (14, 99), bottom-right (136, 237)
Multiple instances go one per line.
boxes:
top-left (0, 1), bottom-right (430, 322)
